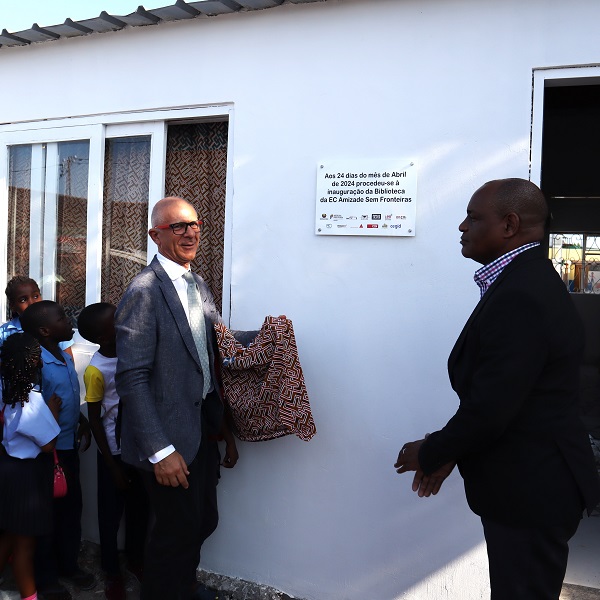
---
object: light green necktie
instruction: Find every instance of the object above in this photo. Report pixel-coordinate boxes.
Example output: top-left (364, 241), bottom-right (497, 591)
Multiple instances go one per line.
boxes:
top-left (183, 271), bottom-right (211, 398)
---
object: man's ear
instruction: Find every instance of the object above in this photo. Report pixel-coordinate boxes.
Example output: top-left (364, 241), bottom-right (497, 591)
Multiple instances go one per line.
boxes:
top-left (503, 212), bottom-right (520, 238)
top-left (148, 228), bottom-right (160, 245)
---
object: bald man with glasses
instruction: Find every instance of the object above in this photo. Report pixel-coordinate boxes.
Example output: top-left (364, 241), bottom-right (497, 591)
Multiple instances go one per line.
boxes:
top-left (116, 197), bottom-right (238, 600)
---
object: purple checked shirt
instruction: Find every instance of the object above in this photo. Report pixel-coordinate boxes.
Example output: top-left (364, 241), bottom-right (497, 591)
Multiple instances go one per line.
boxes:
top-left (474, 242), bottom-right (540, 299)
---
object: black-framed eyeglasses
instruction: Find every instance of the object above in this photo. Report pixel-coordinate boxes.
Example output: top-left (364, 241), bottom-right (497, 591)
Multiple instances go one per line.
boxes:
top-left (153, 220), bottom-right (203, 235)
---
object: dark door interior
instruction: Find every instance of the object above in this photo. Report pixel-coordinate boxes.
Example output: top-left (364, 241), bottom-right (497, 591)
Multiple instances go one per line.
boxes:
top-left (541, 82), bottom-right (600, 440)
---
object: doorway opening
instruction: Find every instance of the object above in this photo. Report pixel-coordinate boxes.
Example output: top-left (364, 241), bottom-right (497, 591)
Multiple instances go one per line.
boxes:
top-left (539, 78), bottom-right (600, 589)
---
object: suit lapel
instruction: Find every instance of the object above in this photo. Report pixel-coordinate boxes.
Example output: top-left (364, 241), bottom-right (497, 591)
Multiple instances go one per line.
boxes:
top-left (150, 257), bottom-right (201, 368)
top-left (448, 247), bottom-right (545, 375)
top-left (448, 291), bottom-right (490, 376)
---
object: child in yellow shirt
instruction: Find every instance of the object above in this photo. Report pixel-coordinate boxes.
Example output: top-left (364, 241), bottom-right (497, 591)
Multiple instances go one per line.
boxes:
top-left (78, 303), bottom-right (148, 600)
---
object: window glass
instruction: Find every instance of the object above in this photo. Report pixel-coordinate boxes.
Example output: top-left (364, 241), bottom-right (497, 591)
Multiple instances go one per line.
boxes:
top-left (101, 136), bottom-right (151, 305)
top-left (55, 141), bottom-right (89, 324)
top-left (2, 115), bottom-right (229, 323)
top-left (165, 122), bottom-right (228, 312)
top-left (7, 145), bottom-right (32, 282)
top-left (549, 233), bottom-right (600, 293)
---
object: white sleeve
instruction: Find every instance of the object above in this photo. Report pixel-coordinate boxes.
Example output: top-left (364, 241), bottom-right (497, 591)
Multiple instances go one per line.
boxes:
top-left (15, 391), bottom-right (60, 448)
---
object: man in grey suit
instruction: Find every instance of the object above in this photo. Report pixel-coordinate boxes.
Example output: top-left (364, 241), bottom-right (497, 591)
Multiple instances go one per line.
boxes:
top-left (115, 197), bottom-right (238, 600)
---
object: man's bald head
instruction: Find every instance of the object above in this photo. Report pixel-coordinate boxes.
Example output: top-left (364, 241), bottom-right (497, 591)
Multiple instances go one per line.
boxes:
top-left (487, 178), bottom-right (549, 236)
top-left (148, 197), bottom-right (201, 267)
top-left (151, 197), bottom-right (195, 227)
top-left (459, 178), bottom-right (549, 265)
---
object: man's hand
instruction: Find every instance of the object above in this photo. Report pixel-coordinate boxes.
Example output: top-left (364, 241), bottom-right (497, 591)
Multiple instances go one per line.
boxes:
top-left (77, 414), bottom-right (92, 452)
top-left (394, 439), bottom-right (425, 473)
top-left (411, 462), bottom-right (456, 497)
top-left (220, 411), bottom-right (238, 469)
top-left (222, 440), bottom-right (239, 469)
top-left (154, 451), bottom-right (190, 488)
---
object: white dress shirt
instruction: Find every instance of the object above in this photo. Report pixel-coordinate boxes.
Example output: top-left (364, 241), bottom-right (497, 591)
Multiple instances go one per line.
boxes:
top-left (149, 253), bottom-right (194, 464)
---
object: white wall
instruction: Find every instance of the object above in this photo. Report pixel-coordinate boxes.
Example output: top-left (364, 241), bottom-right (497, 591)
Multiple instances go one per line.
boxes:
top-left (1, 1), bottom-right (600, 598)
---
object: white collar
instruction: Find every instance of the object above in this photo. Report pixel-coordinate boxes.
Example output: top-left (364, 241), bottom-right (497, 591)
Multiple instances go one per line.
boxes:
top-left (156, 253), bottom-right (189, 281)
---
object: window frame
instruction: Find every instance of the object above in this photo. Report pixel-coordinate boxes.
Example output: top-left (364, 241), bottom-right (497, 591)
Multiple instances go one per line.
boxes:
top-left (0, 105), bottom-right (234, 322)
top-left (531, 65), bottom-right (600, 187)
top-left (531, 66), bottom-right (600, 293)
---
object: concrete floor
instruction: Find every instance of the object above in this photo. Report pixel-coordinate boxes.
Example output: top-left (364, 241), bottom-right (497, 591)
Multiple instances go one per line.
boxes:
top-left (562, 584), bottom-right (600, 600)
top-left (1, 522), bottom-right (599, 600)
top-left (565, 513), bottom-right (600, 590)
top-left (560, 513), bottom-right (600, 600)
top-left (0, 540), bottom-right (293, 600)
top-left (0, 541), bottom-right (140, 600)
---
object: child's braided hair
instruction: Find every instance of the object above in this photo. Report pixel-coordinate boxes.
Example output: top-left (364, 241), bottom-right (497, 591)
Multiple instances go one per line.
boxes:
top-left (1, 332), bottom-right (42, 408)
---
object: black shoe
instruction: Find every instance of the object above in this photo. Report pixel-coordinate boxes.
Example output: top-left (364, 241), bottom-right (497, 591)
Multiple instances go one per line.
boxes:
top-left (38, 582), bottom-right (72, 600)
top-left (60, 568), bottom-right (96, 590)
top-left (105, 575), bottom-right (127, 600)
top-left (125, 560), bottom-right (144, 583)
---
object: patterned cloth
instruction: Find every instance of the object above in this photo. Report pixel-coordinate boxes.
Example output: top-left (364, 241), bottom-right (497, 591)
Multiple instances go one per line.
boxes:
top-left (215, 316), bottom-right (316, 442)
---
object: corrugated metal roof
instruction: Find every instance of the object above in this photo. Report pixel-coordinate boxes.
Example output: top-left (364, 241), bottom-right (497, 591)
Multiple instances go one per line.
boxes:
top-left (0, 0), bottom-right (323, 49)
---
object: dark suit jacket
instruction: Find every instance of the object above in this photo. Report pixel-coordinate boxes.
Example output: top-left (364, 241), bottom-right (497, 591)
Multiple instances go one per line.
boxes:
top-left (115, 256), bottom-right (224, 471)
top-left (419, 246), bottom-right (600, 526)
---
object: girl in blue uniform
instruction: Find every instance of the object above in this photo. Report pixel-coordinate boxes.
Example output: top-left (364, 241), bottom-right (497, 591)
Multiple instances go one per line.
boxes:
top-left (0, 276), bottom-right (73, 356)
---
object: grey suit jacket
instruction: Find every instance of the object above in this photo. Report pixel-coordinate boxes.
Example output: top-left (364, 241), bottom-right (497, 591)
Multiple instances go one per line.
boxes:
top-left (115, 255), bottom-right (224, 470)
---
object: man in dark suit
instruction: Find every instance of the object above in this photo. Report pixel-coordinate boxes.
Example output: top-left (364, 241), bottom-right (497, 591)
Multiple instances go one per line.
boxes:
top-left (395, 179), bottom-right (600, 599)
top-left (116, 197), bottom-right (238, 600)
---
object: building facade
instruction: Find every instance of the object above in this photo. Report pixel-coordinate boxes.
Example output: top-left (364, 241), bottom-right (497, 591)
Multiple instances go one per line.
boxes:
top-left (0, 1), bottom-right (599, 598)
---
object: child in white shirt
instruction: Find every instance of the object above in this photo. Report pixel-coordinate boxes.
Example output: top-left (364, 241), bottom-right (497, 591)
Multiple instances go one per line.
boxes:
top-left (0, 333), bottom-right (61, 600)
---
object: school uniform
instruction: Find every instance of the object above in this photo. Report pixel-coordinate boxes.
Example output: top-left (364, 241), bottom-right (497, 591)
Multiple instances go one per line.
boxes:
top-left (84, 351), bottom-right (147, 576)
top-left (0, 390), bottom-right (60, 536)
top-left (34, 347), bottom-right (84, 588)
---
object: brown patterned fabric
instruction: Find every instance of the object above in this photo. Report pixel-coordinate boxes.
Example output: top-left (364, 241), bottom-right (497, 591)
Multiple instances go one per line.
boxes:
top-left (101, 136), bottom-right (151, 305)
top-left (55, 141), bottom-right (89, 326)
top-left (164, 122), bottom-right (227, 313)
top-left (7, 145), bottom-right (32, 285)
top-left (215, 316), bottom-right (316, 442)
